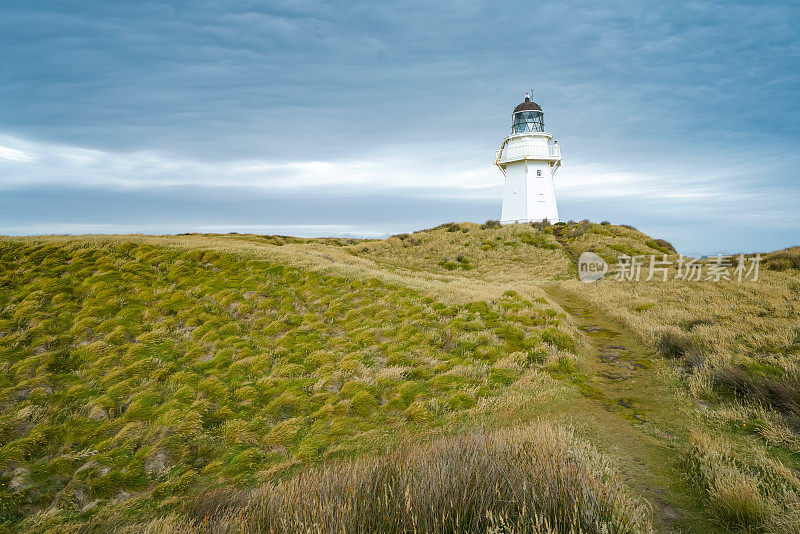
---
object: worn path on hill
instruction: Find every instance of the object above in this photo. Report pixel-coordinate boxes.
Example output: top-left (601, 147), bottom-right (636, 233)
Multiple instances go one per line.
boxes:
top-left (545, 229), bottom-right (720, 532)
top-left (540, 284), bottom-right (722, 533)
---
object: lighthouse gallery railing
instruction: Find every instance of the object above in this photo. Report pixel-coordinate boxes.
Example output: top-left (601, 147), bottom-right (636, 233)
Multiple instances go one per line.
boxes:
top-left (496, 144), bottom-right (560, 163)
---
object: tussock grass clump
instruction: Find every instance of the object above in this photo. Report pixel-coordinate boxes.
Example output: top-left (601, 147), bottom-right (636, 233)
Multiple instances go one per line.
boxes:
top-left (654, 327), bottom-right (699, 360)
top-left (685, 430), bottom-right (800, 532)
top-left (184, 423), bottom-right (653, 533)
top-left (707, 363), bottom-right (800, 418)
top-left (521, 232), bottom-right (560, 250)
top-left (0, 238), bottom-right (575, 530)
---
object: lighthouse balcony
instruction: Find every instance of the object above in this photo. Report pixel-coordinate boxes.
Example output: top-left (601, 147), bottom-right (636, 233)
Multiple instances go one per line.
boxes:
top-left (495, 143), bottom-right (561, 164)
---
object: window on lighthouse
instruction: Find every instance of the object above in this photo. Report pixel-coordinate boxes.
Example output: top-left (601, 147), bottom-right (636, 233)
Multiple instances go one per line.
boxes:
top-left (512, 111), bottom-right (544, 133)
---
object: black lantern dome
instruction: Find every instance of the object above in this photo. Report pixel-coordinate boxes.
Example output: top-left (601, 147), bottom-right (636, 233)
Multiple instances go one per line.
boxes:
top-left (512, 94), bottom-right (544, 133)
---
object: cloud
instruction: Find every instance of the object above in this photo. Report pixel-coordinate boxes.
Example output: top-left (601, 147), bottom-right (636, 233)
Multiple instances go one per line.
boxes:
top-left (0, 144), bottom-right (33, 162)
top-left (0, 133), bottom-right (502, 192)
top-left (2, 131), bottom-right (797, 235)
top-left (557, 164), bottom-right (724, 200)
top-left (0, 0), bottom-right (798, 252)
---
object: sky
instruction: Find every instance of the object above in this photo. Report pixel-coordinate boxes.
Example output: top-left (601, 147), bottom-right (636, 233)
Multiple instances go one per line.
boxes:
top-left (1, 0), bottom-right (799, 255)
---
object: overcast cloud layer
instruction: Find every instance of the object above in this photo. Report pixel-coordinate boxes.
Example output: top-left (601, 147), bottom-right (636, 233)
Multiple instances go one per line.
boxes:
top-left (1, 0), bottom-right (799, 254)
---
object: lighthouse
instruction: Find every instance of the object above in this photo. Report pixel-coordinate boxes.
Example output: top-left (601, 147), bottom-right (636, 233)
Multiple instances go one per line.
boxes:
top-left (495, 93), bottom-right (562, 224)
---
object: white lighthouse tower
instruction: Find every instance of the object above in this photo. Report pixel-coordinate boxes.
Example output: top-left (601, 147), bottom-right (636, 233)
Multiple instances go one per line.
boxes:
top-left (496, 93), bottom-right (562, 224)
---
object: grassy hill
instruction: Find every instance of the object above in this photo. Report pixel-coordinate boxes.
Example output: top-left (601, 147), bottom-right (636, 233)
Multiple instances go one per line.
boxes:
top-left (0, 222), bottom-right (798, 533)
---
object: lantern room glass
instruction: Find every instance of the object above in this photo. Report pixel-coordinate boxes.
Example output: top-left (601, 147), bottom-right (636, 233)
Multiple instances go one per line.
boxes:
top-left (512, 111), bottom-right (544, 133)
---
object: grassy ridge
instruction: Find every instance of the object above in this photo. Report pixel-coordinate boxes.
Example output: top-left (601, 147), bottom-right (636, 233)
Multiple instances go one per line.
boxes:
top-left (0, 238), bottom-right (579, 532)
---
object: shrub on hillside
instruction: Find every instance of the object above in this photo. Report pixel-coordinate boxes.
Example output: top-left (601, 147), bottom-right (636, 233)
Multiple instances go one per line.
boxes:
top-left (520, 232), bottom-right (559, 250)
top-left (768, 258), bottom-right (794, 271)
top-left (555, 220), bottom-right (592, 239)
top-left (652, 239), bottom-right (677, 253)
top-left (482, 219), bottom-right (501, 229)
top-left (765, 248), bottom-right (800, 271)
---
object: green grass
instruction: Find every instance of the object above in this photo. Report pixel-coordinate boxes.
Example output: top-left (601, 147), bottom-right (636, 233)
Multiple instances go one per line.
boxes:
top-left (0, 238), bottom-right (576, 532)
top-left (1, 222), bottom-right (798, 533)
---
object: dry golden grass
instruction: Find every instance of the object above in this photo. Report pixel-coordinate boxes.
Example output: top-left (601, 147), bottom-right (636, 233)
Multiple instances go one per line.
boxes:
top-left (3, 222), bottom-right (798, 534)
top-left (548, 222), bottom-right (800, 532)
top-left (558, 272), bottom-right (800, 416)
top-left (139, 422), bottom-right (653, 534)
top-left (686, 430), bottom-right (800, 532)
top-left (1, 232), bottom-right (550, 306)
top-left (345, 222), bottom-right (573, 284)
top-left (764, 247), bottom-right (800, 271)
top-left (549, 222), bottom-right (799, 422)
